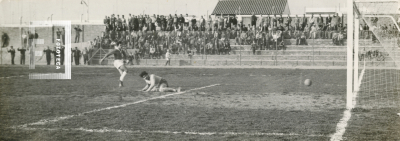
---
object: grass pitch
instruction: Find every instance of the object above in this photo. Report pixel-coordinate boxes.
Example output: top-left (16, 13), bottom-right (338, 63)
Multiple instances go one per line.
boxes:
top-left (0, 66), bottom-right (398, 140)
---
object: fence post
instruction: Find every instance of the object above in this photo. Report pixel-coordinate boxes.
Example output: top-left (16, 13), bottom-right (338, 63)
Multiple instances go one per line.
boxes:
top-left (312, 38), bottom-right (315, 66)
top-left (239, 47), bottom-right (241, 66)
top-left (100, 47), bottom-right (102, 65)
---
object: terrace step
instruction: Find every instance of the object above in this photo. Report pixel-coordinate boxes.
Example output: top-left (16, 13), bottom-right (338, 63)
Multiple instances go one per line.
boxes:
top-left (169, 54), bottom-right (348, 61)
top-left (113, 59), bottom-right (396, 67)
top-left (229, 39), bottom-right (396, 46)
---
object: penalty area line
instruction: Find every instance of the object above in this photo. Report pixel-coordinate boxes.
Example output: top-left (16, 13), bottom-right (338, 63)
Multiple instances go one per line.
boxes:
top-left (12, 127), bottom-right (327, 137)
top-left (14, 84), bottom-right (220, 128)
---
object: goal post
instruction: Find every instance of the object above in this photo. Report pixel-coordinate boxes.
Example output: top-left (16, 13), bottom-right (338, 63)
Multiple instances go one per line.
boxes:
top-left (347, 0), bottom-right (354, 109)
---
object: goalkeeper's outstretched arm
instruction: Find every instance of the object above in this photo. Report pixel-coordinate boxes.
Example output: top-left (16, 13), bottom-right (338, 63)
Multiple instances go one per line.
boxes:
top-left (142, 84), bottom-right (150, 91)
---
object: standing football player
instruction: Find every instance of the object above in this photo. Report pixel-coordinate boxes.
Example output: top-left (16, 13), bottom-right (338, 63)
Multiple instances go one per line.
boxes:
top-left (100, 42), bottom-right (129, 87)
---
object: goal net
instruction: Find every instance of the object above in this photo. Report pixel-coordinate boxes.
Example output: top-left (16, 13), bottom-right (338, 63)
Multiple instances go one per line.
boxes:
top-left (353, 0), bottom-right (400, 109)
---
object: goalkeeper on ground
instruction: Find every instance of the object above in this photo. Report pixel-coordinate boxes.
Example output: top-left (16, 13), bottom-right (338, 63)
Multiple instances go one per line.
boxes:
top-left (139, 71), bottom-right (181, 92)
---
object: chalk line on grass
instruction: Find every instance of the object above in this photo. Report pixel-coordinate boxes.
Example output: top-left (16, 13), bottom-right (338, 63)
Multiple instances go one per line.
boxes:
top-left (12, 127), bottom-right (326, 137)
top-left (330, 69), bottom-right (365, 141)
top-left (14, 84), bottom-right (220, 128)
top-left (0, 75), bottom-right (25, 79)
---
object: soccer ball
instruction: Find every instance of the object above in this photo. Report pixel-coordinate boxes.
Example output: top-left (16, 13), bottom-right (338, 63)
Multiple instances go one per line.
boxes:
top-left (304, 79), bottom-right (312, 86)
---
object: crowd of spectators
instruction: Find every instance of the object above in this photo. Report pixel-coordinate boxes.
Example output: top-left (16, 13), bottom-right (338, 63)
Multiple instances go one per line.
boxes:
top-left (359, 48), bottom-right (386, 61)
top-left (88, 12), bottom-right (348, 58)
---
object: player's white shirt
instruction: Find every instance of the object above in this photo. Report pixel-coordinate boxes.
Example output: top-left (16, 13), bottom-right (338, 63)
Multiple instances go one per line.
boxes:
top-left (185, 17), bottom-right (190, 23)
top-left (165, 52), bottom-right (171, 60)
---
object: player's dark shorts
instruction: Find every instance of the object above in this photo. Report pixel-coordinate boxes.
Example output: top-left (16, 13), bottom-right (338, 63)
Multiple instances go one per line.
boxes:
top-left (159, 78), bottom-right (168, 87)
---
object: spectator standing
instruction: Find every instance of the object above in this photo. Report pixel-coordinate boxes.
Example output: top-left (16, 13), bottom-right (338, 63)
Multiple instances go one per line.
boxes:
top-left (146, 15), bottom-right (152, 31)
top-left (61, 28), bottom-right (66, 45)
top-left (165, 49), bottom-right (171, 66)
top-left (162, 16), bottom-right (167, 31)
top-left (207, 16), bottom-right (213, 31)
top-left (200, 16), bottom-right (206, 31)
top-left (56, 28), bottom-right (62, 40)
top-left (278, 14), bottom-right (284, 25)
top-left (7, 46), bottom-right (16, 65)
top-left (318, 14), bottom-right (324, 27)
top-left (238, 15), bottom-right (243, 30)
top-left (74, 26), bottom-right (82, 43)
top-left (149, 45), bottom-right (156, 59)
top-left (135, 50), bottom-right (140, 64)
top-left (191, 15), bottom-right (197, 30)
top-left (206, 41), bottom-right (213, 54)
top-left (331, 13), bottom-right (341, 30)
top-left (34, 31), bottom-right (39, 46)
top-left (309, 14), bottom-right (315, 31)
top-left (128, 52), bottom-right (134, 65)
top-left (286, 14), bottom-right (292, 27)
top-left (52, 47), bottom-right (58, 65)
top-left (184, 14), bottom-right (190, 26)
top-left (21, 31), bottom-right (27, 48)
top-left (60, 45), bottom-right (65, 65)
top-left (174, 14), bottom-right (178, 27)
top-left (294, 15), bottom-right (300, 29)
top-left (226, 15), bottom-right (232, 29)
top-left (138, 15), bottom-right (143, 31)
top-left (43, 46), bottom-right (52, 65)
top-left (82, 47), bottom-right (90, 65)
top-left (178, 14), bottom-right (185, 27)
top-left (326, 14), bottom-right (332, 25)
top-left (122, 15), bottom-right (127, 26)
top-left (219, 14), bottom-right (224, 30)
top-left (224, 40), bottom-right (231, 54)
top-left (17, 47), bottom-right (26, 65)
top-left (232, 16), bottom-right (238, 29)
top-left (151, 14), bottom-right (156, 31)
top-left (187, 47), bottom-right (193, 59)
top-left (156, 15), bottom-right (161, 29)
top-left (213, 17), bottom-right (219, 31)
top-left (72, 47), bottom-right (81, 65)
top-left (302, 14), bottom-right (308, 31)
top-left (272, 14), bottom-right (278, 27)
top-left (256, 14), bottom-right (263, 28)
top-left (251, 12), bottom-right (257, 30)
top-left (251, 40), bottom-right (257, 55)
